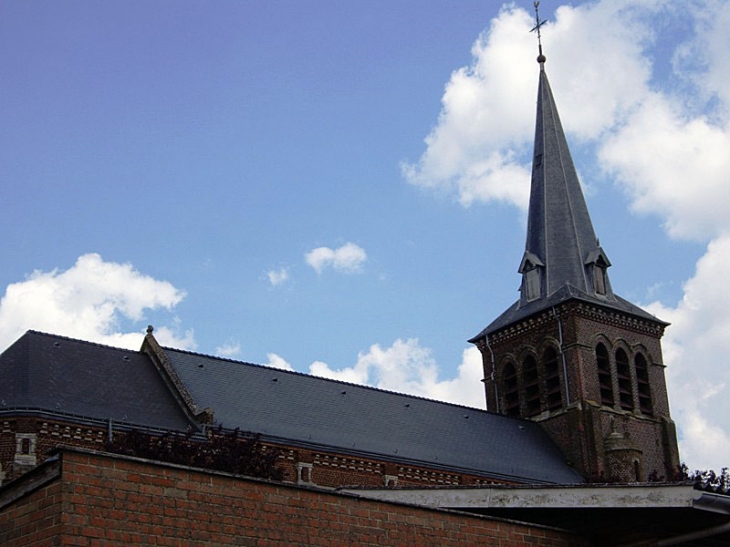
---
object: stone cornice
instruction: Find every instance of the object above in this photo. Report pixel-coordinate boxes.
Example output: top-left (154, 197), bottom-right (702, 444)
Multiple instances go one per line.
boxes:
top-left (485, 300), bottom-right (665, 346)
top-left (486, 309), bottom-right (559, 346)
top-left (570, 302), bottom-right (666, 337)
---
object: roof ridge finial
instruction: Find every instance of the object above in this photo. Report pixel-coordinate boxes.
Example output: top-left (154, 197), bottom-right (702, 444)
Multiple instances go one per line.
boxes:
top-left (530, 1), bottom-right (548, 65)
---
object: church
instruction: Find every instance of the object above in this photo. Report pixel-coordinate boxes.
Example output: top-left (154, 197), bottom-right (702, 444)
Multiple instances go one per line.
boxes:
top-left (1, 39), bottom-right (729, 547)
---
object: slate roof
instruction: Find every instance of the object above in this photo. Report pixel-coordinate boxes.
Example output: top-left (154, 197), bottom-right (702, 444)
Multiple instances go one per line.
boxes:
top-left (163, 346), bottom-right (584, 484)
top-left (470, 61), bottom-right (667, 341)
top-left (0, 331), bottom-right (195, 431)
top-left (525, 64), bottom-right (605, 301)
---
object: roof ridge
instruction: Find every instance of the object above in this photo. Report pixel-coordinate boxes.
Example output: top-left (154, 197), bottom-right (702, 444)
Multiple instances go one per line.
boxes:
top-left (162, 345), bottom-right (521, 419)
top-left (162, 344), bottom-right (265, 368)
top-left (22, 330), bottom-right (140, 354)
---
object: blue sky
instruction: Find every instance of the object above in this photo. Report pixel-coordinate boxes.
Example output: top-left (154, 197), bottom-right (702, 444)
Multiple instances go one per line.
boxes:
top-left (1, 1), bottom-right (728, 470)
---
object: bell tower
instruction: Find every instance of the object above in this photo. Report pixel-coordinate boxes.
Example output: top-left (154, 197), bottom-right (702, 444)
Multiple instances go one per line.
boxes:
top-left (469, 32), bottom-right (680, 482)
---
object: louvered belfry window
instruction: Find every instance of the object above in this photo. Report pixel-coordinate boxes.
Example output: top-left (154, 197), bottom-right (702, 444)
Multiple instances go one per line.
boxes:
top-left (523, 356), bottom-right (541, 417)
top-left (544, 347), bottom-right (562, 410)
top-left (502, 363), bottom-right (520, 417)
top-left (616, 349), bottom-right (634, 411)
top-left (635, 353), bottom-right (653, 415)
top-left (596, 343), bottom-right (615, 406)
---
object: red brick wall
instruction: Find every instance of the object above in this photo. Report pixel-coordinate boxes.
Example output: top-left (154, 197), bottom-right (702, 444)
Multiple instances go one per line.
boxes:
top-left (0, 448), bottom-right (587, 547)
top-left (0, 476), bottom-right (63, 546)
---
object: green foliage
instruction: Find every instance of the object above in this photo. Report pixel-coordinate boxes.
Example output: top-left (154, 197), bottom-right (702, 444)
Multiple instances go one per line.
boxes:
top-left (106, 426), bottom-right (283, 481)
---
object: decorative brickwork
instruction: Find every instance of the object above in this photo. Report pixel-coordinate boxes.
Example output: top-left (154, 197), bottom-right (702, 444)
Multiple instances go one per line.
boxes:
top-left (0, 417), bottom-right (111, 485)
top-left (397, 465), bottom-right (461, 486)
top-left (0, 448), bottom-right (588, 547)
top-left (0, 413), bottom-right (514, 489)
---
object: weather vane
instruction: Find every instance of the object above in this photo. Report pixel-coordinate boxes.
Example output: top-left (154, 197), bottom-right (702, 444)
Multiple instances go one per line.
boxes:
top-left (530, 1), bottom-right (548, 63)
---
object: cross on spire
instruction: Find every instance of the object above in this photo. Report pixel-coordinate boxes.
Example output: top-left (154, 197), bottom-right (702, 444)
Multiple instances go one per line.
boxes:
top-left (530, 1), bottom-right (547, 64)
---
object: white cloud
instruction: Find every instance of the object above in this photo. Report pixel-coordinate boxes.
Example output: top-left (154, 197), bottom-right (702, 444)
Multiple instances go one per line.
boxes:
top-left (645, 233), bottom-right (730, 469)
top-left (672, 0), bottom-right (730, 115)
top-left (310, 339), bottom-right (484, 408)
top-left (153, 320), bottom-right (196, 351)
top-left (266, 267), bottom-right (289, 286)
top-left (594, 0), bottom-right (730, 469)
top-left (305, 242), bottom-right (367, 274)
top-left (401, 1), bottom-right (656, 209)
top-left (215, 339), bottom-right (241, 358)
top-left (0, 253), bottom-right (193, 351)
top-left (264, 352), bottom-right (295, 371)
top-left (599, 93), bottom-right (730, 241)
top-left (400, 5), bottom-right (535, 209)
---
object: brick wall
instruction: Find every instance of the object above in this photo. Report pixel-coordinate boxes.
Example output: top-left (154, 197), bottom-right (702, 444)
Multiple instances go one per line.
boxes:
top-left (0, 475), bottom-right (63, 546)
top-left (0, 448), bottom-right (587, 547)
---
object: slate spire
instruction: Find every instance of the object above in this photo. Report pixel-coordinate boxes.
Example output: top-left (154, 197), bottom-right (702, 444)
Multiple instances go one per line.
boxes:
top-left (469, 26), bottom-right (664, 343)
top-left (517, 54), bottom-right (614, 308)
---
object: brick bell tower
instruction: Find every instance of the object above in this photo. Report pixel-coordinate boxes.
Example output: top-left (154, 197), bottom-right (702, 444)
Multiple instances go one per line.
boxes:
top-left (469, 46), bottom-right (680, 482)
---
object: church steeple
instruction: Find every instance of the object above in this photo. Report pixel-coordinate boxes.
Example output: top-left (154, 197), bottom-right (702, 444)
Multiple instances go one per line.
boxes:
top-left (469, 14), bottom-right (679, 483)
top-left (518, 58), bottom-right (614, 308)
top-left (468, 23), bottom-right (657, 341)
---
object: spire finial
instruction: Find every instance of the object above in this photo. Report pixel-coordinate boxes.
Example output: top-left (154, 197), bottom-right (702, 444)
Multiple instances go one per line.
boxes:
top-left (530, 1), bottom-right (547, 65)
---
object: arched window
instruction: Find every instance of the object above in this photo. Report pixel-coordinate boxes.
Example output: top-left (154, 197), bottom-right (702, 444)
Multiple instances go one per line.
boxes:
top-left (616, 349), bottom-right (634, 411)
top-left (635, 354), bottom-right (653, 415)
top-left (502, 363), bottom-right (520, 417)
top-left (543, 347), bottom-right (562, 411)
top-left (596, 343), bottom-right (614, 407)
top-left (523, 356), bottom-right (541, 417)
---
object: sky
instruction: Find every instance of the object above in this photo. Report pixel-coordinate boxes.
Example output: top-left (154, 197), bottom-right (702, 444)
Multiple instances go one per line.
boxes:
top-left (0, 0), bottom-right (728, 471)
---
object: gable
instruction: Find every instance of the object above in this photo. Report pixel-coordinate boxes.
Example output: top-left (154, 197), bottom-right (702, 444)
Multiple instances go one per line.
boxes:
top-left (0, 331), bottom-right (195, 432)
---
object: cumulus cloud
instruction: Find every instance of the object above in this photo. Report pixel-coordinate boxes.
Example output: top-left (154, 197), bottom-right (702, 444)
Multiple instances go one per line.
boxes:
top-left (215, 339), bottom-right (241, 358)
top-left (0, 253), bottom-right (193, 351)
top-left (266, 267), bottom-right (289, 287)
top-left (600, 93), bottom-right (730, 241)
top-left (310, 339), bottom-right (484, 408)
top-left (400, 6), bottom-right (535, 209)
top-left (645, 234), bottom-right (730, 469)
top-left (404, 0), bottom-right (730, 468)
top-left (305, 242), bottom-right (367, 274)
top-left (672, 0), bottom-right (730, 114)
top-left (594, 0), bottom-right (730, 469)
top-left (401, 1), bottom-right (655, 209)
top-left (264, 352), bottom-right (295, 371)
